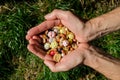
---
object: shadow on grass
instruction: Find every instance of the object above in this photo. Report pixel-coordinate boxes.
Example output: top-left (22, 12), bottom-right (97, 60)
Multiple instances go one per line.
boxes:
top-left (0, 45), bottom-right (17, 80)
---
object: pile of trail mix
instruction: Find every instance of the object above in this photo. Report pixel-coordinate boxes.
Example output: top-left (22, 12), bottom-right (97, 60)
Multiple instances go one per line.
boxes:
top-left (40, 25), bottom-right (79, 62)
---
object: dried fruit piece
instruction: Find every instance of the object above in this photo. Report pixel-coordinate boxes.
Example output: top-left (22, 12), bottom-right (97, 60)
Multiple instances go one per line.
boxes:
top-left (50, 40), bottom-right (58, 49)
top-left (44, 42), bottom-right (50, 50)
top-left (53, 53), bottom-right (62, 62)
top-left (62, 40), bottom-right (69, 47)
top-left (57, 46), bottom-right (62, 53)
top-left (63, 46), bottom-right (70, 52)
top-left (59, 38), bottom-right (64, 46)
top-left (48, 38), bottom-right (55, 43)
top-left (48, 31), bottom-right (56, 38)
top-left (49, 50), bottom-right (56, 56)
top-left (40, 34), bottom-right (48, 43)
top-left (72, 43), bottom-right (78, 49)
top-left (40, 25), bottom-right (78, 62)
top-left (61, 50), bottom-right (66, 57)
top-left (60, 27), bottom-right (66, 34)
top-left (68, 38), bottom-right (73, 44)
top-left (67, 32), bottom-right (74, 39)
top-left (53, 28), bottom-right (59, 33)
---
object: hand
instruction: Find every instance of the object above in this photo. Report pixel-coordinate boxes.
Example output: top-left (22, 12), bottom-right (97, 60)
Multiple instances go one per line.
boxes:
top-left (44, 43), bottom-right (89, 72)
top-left (26, 9), bottom-right (89, 42)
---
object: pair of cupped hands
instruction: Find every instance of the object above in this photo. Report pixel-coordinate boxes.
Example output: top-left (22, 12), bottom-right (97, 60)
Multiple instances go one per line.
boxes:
top-left (26, 9), bottom-right (99, 72)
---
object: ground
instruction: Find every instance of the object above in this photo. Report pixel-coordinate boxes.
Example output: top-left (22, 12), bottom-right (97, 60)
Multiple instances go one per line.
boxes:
top-left (0, 0), bottom-right (120, 80)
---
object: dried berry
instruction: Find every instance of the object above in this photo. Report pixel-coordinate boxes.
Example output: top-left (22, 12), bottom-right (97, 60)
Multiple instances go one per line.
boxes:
top-left (49, 50), bottom-right (56, 56)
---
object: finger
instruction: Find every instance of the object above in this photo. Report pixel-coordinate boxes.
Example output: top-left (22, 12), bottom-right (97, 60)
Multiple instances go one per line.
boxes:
top-left (26, 20), bottom-right (60, 40)
top-left (44, 60), bottom-right (63, 72)
top-left (45, 47), bottom-right (85, 72)
top-left (27, 44), bottom-right (46, 60)
top-left (44, 9), bottom-right (71, 20)
top-left (44, 59), bottom-right (70, 72)
top-left (44, 54), bottom-right (53, 61)
top-left (29, 39), bottom-right (40, 46)
top-left (44, 54), bottom-right (71, 72)
top-left (32, 36), bottom-right (42, 43)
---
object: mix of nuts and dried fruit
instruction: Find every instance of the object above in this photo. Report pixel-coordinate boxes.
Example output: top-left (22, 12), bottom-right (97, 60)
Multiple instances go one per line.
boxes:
top-left (40, 25), bottom-right (79, 62)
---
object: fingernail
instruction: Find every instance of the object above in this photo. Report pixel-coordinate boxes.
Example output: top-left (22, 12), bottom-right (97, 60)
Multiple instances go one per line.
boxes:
top-left (27, 31), bottom-right (30, 34)
top-left (32, 36), bottom-right (37, 39)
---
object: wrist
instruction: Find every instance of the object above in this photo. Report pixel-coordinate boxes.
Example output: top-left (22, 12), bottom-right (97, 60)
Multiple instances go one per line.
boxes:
top-left (84, 16), bottom-right (105, 42)
top-left (84, 8), bottom-right (120, 42)
top-left (83, 46), bottom-right (100, 69)
top-left (83, 46), bottom-right (120, 80)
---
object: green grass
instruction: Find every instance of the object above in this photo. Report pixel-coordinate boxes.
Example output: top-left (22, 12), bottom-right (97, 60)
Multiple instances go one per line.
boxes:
top-left (0, 0), bottom-right (120, 80)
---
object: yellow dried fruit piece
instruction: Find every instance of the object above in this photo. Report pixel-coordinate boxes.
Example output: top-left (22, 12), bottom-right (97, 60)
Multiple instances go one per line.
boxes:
top-left (50, 40), bottom-right (58, 49)
top-left (68, 39), bottom-right (73, 44)
top-left (53, 53), bottom-right (62, 62)
top-left (54, 26), bottom-right (62, 33)
top-left (67, 32), bottom-right (74, 39)
top-left (72, 43), bottom-right (78, 49)
top-left (63, 46), bottom-right (70, 52)
top-left (60, 27), bottom-right (66, 34)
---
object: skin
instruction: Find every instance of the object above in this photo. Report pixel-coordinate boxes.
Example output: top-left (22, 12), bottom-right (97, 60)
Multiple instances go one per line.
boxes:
top-left (26, 8), bottom-right (120, 80)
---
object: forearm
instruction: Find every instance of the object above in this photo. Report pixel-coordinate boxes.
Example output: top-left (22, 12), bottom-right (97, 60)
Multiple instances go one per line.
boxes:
top-left (84, 46), bottom-right (120, 80)
top-left (85, 7), bottom-right (120, 41)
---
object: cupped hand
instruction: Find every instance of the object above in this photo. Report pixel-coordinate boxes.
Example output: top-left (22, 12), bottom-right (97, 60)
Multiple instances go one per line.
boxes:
top-left (44, 43), bottom-right (89, 72)
top-left (26, 9), bottom-right (88, 42)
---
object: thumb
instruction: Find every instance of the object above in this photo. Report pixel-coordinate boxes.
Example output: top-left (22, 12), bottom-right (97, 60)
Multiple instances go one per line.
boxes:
top-left (44, 9), bottom-right (70, 20)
